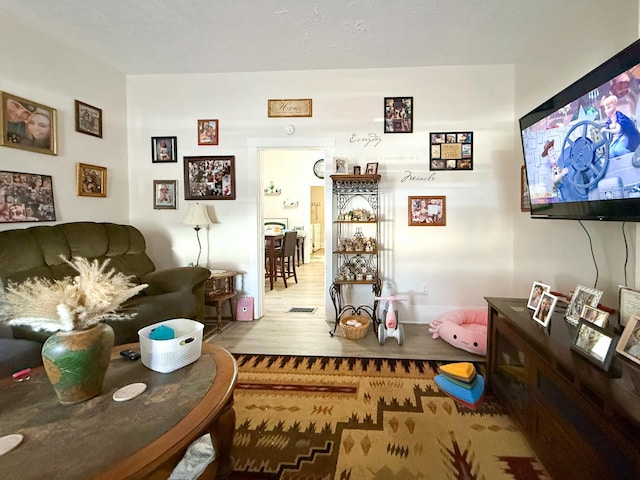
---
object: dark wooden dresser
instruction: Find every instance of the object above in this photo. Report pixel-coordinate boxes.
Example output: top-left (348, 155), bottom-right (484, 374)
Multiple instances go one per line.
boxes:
top-left (485, 297), bottom-right (640, 480)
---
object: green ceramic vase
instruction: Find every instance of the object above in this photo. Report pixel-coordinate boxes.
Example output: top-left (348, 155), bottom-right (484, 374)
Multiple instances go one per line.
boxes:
top-left (41, 322), bottom-right (115, 404)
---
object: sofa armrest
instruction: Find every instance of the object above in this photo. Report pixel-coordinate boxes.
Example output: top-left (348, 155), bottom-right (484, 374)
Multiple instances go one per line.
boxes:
top-left (142, 266), bottom-right (210, 295)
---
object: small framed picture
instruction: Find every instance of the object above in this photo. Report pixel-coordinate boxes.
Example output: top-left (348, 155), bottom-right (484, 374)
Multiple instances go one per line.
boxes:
top-left (384, 97), bottom-right (413, 133)
top-left (533, 292), bottom-right (557, 329)
top-left (408, 196), bottom-right (446, 226)
top-left (184, 155), bottom-right (235, 200)
top-left (353, 166), bottom-right (361, 175)
top-left (151, 136), bottom-right (177, 163)
top-left (197, 119), bottom-right (218, 145)
top-left (618, 286), bottom-right (640, 328)
top-left (580, 304), bottom-right (609, 328)
top-left (335, 157), bottom-right (348, 174)
top-left (615, 314), bottom-right (640, 366)
top-left (75, 100), bottom-right (102, 138)
top-left (1, 91), bottom-right (57, 155)
top-left (76, 163), bottom-right (107, 197)
top-left (566, 285), bottom-right (603, 326)
top-left (572, 318), bottom-right (618, 371)
top-left (365, 162), bottom-right (379, 175)
top-left (153, 180), bottom-right (177, 209)
top-left (527, 281), bottom-right (551, 310)
top-left (521, 165), bottom-right (531, 212)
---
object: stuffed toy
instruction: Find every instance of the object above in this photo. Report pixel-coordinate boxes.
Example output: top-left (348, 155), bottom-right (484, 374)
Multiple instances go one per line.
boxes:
top-left (428, 309), bottom-right (488, 355)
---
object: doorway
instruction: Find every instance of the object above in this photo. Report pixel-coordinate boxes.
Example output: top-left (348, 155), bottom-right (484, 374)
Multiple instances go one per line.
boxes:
top-left (260, 148), bottom-right (326, 318)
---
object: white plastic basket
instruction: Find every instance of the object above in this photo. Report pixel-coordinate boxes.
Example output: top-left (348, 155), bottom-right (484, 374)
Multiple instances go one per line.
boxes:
top-left (138, 318), bottom-right (204, 373)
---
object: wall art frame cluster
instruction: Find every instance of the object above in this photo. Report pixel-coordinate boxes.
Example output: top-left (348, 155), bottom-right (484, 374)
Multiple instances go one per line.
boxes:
top-left (0, 170), bottom-right (56, 223)
top-left (384, 97), bottom-right (412, 133)
top-left (430, 131), bottom-right (473, 170)
top-left (184, 155), bottom-right (236, 200)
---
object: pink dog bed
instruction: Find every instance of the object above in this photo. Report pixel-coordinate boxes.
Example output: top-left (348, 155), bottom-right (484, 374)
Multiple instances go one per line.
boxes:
top-left (428, 309), bottom-right (488, 356)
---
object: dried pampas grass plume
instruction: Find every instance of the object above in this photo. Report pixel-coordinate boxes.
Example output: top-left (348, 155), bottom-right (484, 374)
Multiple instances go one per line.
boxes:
top-left (0, 257), bottom-right (148, 332)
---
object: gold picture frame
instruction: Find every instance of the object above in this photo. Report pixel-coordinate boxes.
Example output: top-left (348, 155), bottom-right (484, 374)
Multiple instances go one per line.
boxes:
top-left (77, 162), bottom-right (107, 197)
top-left (267, 99), bottom-right (312, 118)
top-left (0, 91), bottom-right (57, 155)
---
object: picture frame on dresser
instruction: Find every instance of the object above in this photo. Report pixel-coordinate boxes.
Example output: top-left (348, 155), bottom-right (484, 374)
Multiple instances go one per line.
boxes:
top-left (617, 285), bottom-right (640, 328)
top-left (615, 314), bottom-right (640, 366)
top-left (532, 291), bottom-right (557, 329)
top-left (571, 318), bottom-right (618, 371)
top-left (565, 285), bottom-right (603, 325)
top-left (527, 281), bottom-right (550, 310)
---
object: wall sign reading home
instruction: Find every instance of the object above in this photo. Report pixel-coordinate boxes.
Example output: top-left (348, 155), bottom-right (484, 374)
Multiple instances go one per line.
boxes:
top-left (430, 131), bottom-right (473, 170)
top-left (267, 99), bottom-right (312, 118)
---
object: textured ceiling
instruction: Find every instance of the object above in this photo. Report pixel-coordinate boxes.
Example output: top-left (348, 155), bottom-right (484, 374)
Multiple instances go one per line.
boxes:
top-left (0, 0), bottom-right (611, 75)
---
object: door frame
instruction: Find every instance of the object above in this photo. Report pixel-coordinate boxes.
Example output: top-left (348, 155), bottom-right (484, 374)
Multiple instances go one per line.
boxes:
top-left (247, 137), bottom-right (334, 319)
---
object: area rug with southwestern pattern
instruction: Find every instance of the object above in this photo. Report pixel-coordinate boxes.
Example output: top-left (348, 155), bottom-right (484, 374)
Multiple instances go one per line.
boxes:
top-left (229, 354), bottom-right (550, 480)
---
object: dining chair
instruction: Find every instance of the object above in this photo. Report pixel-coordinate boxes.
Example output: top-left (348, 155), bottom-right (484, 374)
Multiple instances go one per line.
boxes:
top-left (272, 230), bottom-right (298, 288)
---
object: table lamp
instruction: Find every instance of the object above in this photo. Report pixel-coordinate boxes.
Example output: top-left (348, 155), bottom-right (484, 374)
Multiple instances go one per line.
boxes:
top-left (182, 203), bottom-right (213, 266)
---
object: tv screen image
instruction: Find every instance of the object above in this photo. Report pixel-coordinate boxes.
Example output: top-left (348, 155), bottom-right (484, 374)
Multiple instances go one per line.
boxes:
top-left (520, 39), bottom-right (640, 221)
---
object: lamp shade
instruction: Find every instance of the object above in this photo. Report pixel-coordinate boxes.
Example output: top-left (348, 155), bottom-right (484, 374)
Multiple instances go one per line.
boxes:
top-left (182, 203), bottom-right (213, 227)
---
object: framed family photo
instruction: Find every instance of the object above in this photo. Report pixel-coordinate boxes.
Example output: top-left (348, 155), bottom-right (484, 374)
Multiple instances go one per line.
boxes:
top-left (0, 170), bottom-right (56, 223)
top-left (335, 157), bottom-right (348, 174)
top-left (151, 136), bottom-right (177, 163)
top-left (77, 163), bottom-right (107, 197)
top-left (571, 319), bottom-right (618, 371)
top-left (0, 91), bottom-right (57, 155)
top-left (408, 196), bottom-right (446, 226)
top-left (527, 281), bottom-right (550, 310)
top-left (384, 97), bottom-right (412, 133)
top-left (430, 131), bottom-right (473, 170)
top-left (183, 155), bottom-right (235, 200)
top-left (565, 285), bottom-right (603, 325)
top-left (197, 119), bottom-right (218, 145)
top-left (153, 180), bottom-right (177, 209)
top-left (616, 314), bottom-right (640, 366)
top-left (533, 292), bottom-right (557, 329)
top-left (75, 100), bottom-right (102, 138)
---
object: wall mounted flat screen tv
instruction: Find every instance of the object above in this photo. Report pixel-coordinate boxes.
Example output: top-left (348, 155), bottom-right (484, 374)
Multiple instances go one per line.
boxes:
top-left (520, 39), bottom-right (640, 221)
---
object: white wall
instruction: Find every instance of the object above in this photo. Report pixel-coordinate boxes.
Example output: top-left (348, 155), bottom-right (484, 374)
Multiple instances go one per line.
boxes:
top-left (0, 14), bottom-right (129, 230)
top-left (513, 4), bottom-right (640, 308)
top-left (127, 65), bottom-right (515, 321)
top-left (3, 2), bottom-right (639, 324)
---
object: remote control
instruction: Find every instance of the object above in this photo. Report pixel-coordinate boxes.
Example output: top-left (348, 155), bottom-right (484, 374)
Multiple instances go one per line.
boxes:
top-left (119, 349), bottom-right (141, 361)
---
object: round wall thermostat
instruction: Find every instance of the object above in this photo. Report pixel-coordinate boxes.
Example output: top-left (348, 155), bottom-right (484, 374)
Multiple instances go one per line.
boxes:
top-left (285, 124), bottom-right (295, 135)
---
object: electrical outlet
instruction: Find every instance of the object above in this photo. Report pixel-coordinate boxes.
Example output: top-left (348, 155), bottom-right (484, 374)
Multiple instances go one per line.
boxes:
top-left (421, 283), bottom-right (429, 295)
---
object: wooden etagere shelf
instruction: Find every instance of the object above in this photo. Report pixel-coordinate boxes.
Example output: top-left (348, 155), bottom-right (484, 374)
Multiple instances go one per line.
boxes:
top-left (329, 174), bottom-right (381, 336)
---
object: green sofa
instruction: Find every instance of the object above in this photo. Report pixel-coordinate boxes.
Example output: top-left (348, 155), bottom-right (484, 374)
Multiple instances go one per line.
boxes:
top-left (0, 222), bottom-right (211, 376)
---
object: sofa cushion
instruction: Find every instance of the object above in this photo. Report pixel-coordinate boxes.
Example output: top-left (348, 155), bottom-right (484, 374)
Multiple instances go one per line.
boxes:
top-left (0, 338), bottom-right (43, 379)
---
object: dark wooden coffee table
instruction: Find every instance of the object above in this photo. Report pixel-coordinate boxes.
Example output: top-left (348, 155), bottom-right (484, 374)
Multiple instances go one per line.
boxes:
top-left (0, 342), bottom-right (237, 479)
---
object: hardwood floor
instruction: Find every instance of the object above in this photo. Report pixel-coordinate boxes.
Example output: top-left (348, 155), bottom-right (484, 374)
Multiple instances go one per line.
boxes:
top-left (206, 255), bottom-right (483, 362)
